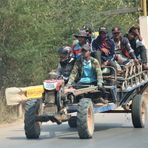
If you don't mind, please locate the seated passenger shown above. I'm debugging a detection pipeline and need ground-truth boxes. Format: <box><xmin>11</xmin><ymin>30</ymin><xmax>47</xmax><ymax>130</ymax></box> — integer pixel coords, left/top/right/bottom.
<box><xmin>67</xmin><ymin>44</ymin><xmax>103</xmax><ymax>87</ymax></box>
<box><xmin>82</xmin><ymin>24</ymin><xmax>99</xmax><ymax>51</ymax></box>
<box><xmin>125</xmin><ymin>26</ymin><xmax>148</xmax><ymax>70</ymax></box>
<box><xmin>112</xmin><ymin>27</ymin><xmax>138</xmax><ymax>65</ymax></box>
<box><xmin>56</xmin><ymin>46</ymin><xmax>75</xmax><ymax>84</ymax></box>
<box><xmin>82</xmin><ymin>24</ymin><xmax>93</xmax><ymax>44</ymax></box>
<box><xmin>92</xmin><ymin>26</ymin><xmax>121</xmax><ymax>71</ymax></box>
<box><xmin>72</xmin><ymin>30</ymin><xmax>89</xmax><ymax>60</ymax></box>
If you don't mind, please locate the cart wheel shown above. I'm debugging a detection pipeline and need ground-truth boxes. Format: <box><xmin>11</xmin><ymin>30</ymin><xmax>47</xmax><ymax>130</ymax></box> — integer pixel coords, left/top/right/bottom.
<box><xmin>132</xmin><ymin>94</ymin><xmax>147</xmax><ymax>128</ymax></box>
<box><xmin>68</xmin><ymin>116</ymin><xmax>77</xmax><ymax>128</ymax></box>
<box><xmin>77</xmin><ymin>98</ymin><xmax>94</xmax><ymax>139</ymax></box>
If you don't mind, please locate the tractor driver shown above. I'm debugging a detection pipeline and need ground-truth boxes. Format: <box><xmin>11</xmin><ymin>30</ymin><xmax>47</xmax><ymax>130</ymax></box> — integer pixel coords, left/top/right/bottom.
<box><xmin>67</xmin><ymin>44</ymin><xmax>103</xmax><ymax>87</ymax></box>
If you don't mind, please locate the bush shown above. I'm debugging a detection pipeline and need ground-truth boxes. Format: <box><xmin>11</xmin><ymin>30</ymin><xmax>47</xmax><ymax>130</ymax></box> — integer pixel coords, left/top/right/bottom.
<box><xmin>0</xmin><ymin>0</ymin><xmax>140</xmax><ymax>87</ymax></box>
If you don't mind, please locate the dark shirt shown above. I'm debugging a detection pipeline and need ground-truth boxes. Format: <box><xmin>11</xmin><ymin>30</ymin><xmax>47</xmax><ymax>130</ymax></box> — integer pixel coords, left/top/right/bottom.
<box><xmin>56</xmin><ymin>58</ymin><xmax>75</xmax><ymax>83</ymax></box>
<box><xmin>92</xmin><ymin>36</ymin><xmax>115</xmax><ymax>62</ymax></box>
<box><xmin>124</xmin><ymin>34</ymin><xmax>136</xmax><ymax>50</ymax></box>
<box><xmin>113</xmin><ymin>36</ymin><xmax>136</xmax><ymax>59</ymax></box>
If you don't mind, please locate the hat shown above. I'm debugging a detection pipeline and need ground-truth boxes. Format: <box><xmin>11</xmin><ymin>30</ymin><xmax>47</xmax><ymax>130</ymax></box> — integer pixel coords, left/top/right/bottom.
<box><xmin>82</xmin><ymin>24</ymin><xmax>92</xmax><ymax>33</ymax></box>
<box><xmin>74</xmin><ymin>30</ymin><xmax>88</xmax><ymax>38</ymax></box>
<box><xmin>82</xmin><ymin>44</ymin><xmax>91</xmax><ymax>51</ymax></box>
<box><xmin>112</xmin><ymin>27</ymin><xmax>121</xmax><ymax>33</ymax></box>
<box><xmin>99</xmin><ymin>26</ymin><xmax>107</xmax><ymax>33</ymax></box>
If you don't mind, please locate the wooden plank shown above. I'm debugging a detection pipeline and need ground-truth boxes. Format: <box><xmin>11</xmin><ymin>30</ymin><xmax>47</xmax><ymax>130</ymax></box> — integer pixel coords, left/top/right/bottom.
<box><xmin>17</xmin><ymin>104</ymin><xmax>23</xmax><ymax>118</ymax></box>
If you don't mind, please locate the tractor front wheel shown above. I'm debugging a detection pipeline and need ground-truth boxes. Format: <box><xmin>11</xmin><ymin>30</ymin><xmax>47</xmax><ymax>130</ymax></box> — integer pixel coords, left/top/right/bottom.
<box><xmin>77</xmin><ymin>98</ymin><xmax>94</xmax><ymax>139</ymax></box>
<box><xmin>24</xmin><ymin>100</ymin><xmax>41</xmax><ymax>139</ymax></box>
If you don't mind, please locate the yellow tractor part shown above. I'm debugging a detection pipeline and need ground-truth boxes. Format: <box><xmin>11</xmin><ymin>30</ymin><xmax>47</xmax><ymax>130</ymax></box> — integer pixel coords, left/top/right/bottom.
<box><xmin>5</xmin><ymin>85</ymin><xmax>44</xmax><ymax>105</ymax></box>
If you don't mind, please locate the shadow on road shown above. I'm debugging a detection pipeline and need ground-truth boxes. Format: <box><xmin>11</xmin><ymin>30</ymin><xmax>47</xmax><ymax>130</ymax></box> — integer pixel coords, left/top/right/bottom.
<box><xmin>7</xmin><ymin>123</ymin><xmax>78</xmax><ymax>140</ymax></box>
<box><xmin>94</xmin><ymin>123</ymin><xmax>131</xmax><ymax>132</ymax></box>
<box><xmin>6</xmin><ymin>121</ymin><xmax>131</xmax><ymax>140</ymax></box>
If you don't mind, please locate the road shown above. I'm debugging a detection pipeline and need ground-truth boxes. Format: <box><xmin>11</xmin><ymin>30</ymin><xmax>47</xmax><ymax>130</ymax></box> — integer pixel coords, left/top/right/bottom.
<box><xmin>0</xmin><ymin>112</ymin><xmax>148</xmax><ymax>148</ymax></box>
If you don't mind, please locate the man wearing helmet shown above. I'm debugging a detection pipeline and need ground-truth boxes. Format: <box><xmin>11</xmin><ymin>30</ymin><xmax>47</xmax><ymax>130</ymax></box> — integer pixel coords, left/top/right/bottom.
<box><xmin>56</xmin><ymin>46</ymin><xmax>75</xmax><ymax>84</ymax></box>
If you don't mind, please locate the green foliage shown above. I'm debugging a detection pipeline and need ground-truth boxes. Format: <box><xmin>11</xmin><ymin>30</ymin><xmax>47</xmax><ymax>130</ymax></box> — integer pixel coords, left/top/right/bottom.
<box><xmin>0</xmin><ymin>0</ymin><xmax>141</xmax><ymax>87</ymax></box>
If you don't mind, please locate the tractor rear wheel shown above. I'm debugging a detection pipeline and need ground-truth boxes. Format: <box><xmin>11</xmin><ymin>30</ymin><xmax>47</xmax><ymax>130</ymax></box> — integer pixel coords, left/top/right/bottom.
<box><xmin>68</xmin><ymin>116</ymin><xmax>77</xmax><ymax>128</ymax></box>
<box><xmin>77</xmin><ymin>98</ymin><xmax>94</xmax><ymax>139</ymax></box>
<box><xmin>132</xmin><ymin>94</ymin><xmax>147</xmax><ymax>128</ymax></box>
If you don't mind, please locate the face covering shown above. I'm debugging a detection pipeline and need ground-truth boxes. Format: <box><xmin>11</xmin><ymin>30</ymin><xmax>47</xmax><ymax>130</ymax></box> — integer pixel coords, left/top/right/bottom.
<box><xmin>100</xmin><ymin>33</ymin><xmax>107</xmax><ymax>40</ymax></box>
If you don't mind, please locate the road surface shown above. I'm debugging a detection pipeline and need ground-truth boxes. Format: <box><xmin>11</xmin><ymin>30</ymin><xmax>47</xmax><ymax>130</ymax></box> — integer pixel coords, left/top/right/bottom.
<box><xmin>0</xmin><ymin>112</ymin><xmax>148</xmax><ymax>148</ymax></box>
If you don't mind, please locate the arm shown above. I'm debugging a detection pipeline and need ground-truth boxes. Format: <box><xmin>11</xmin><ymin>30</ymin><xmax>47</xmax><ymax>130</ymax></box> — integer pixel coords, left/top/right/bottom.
<box><xmin>67</xmin><ymin>61</ymin><xmax>79</xmax><ymax>86</ymax></box>
<box><xmin>105</xmin><ymin>40</ymin><xmax>115</xmax><ymax>62</ymax></box>
<box><xmin>56</xmin><ymin>63</ymin><xmax>62</xmax><ymax>78</ymax></box>
<box><xmin>124</xmin><ymin>38</ymin><xmax>137</xmax><ymax>59</ymax></box>
<box><xmin>137</xmin><ymin>34</ymin><xmax>143</xmax><ymax>41</ymax></box>
<box><xmin>72</xmin><ymin>43</ymin><xmax>76</xmax><ymax>59</ymax></box>
<box><xmin>92</xmin><ymin>39</ymin><xmax>98</xmax><ymax>51</ymax></box>
<box><xmin>93</xmin><ymin>58</ymin><xmax>103</xmax><ymax>86</ymax></box>
<box><xmin>92</xmin><ymin>37</ymin><xmax>103</xmax><ymax>51</ymax></box>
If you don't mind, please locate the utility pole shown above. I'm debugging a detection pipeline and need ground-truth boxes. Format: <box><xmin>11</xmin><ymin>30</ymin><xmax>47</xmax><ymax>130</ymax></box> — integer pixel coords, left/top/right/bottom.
<box><xmin>141</xmin><ymin>0</ymin><xmax>147</xmax><ymax>16</ymax></box>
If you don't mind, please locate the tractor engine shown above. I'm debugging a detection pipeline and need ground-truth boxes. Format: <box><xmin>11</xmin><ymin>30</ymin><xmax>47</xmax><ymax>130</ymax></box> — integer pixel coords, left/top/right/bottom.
<box><xmin>43</xmin><ymin>79</ymin><xmax>65</xmax><ymax>114</ymax></box>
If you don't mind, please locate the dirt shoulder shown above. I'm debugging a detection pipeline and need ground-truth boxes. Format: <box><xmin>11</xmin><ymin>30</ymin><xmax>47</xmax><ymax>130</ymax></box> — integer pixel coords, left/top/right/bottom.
<box><xmin>0</xmin><ymin>119</ymin><xmax>23</xmax><ymax>128</ymax></box>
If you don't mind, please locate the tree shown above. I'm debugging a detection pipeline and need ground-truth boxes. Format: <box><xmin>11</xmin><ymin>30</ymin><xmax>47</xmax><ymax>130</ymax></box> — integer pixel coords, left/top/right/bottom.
<box><xmin>0</xmin><ymin>0</ymin><xmax>140</xmax><ymax>87</ymax></box>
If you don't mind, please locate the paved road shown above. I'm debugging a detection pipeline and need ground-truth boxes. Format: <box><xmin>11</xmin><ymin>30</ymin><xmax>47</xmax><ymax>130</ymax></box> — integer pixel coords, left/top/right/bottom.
<box><xmin>0</xmin><ymin>112</ymin><xmax>148</xmax><ymax>148</ymax></box>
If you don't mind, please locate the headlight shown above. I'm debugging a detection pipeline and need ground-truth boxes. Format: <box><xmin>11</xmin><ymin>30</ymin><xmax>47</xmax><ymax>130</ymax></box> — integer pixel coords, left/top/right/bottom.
<box><xmin>43</xmin><ymin>82</ymin><xmax>56</xmax><ymax>90</ymax></box>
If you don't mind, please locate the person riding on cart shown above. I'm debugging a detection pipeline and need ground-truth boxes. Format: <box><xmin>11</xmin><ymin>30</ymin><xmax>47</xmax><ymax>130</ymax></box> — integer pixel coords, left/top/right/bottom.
<box><xmin>82</xmin><ymin>24</ymin><xmax>93</xmax><ymax>44</ymax></box>
<box><xmin>92</xmin><ymin>27</ymin><xmax>121</xmax><ymax>72</ymax></box>
<box><xmin>72</xmin><ymin>30</ymin><xmax>89</xmax><ymax>60</ymax></box>
<box><xmin>112</xmin><ymin>26</ymin><xmax>138</xmax><ymax>65</ymax></box>
<box><xmin>125</xmin><ymin>26</ymin><xmax>148</xmax><ymax>70</ymax></box>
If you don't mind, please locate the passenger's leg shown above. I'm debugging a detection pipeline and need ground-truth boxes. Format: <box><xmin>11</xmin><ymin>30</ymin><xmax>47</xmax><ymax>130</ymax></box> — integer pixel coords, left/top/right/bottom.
<box><xmin>137</xmin><ymin>46</ymin><xmax>148</xmax><ymax>69</ymax></box>
<box><xmin>91</xmin><ymin>50</ymin><xmax>102</xmax><ymax>65</ymax></box>
<box><xmin>109</xmin><ymin>60</ymin><xmax>122</xmax><ymax>71</ymax></box>
<box><xmin>138</xmin><ymin>46</ymin><xmax>147</xmax><ymax>64</ymax></box>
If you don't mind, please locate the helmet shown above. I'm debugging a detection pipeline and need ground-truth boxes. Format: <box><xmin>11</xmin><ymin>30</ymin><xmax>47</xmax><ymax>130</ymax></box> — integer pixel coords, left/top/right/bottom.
<box><xmin>58</xmin><ymin>46</ymin><xmax>72</xmax><ymax>55</ymax></box>
<box><xmin>58</xmin><ymin>46</ymin><xmax>72</xmax><ymax>63</ymax></box>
